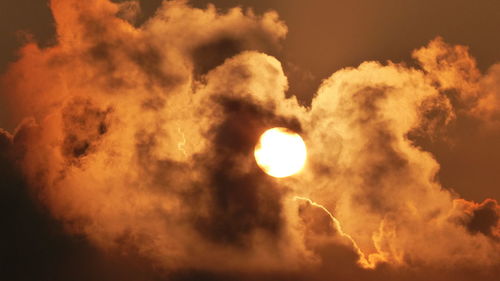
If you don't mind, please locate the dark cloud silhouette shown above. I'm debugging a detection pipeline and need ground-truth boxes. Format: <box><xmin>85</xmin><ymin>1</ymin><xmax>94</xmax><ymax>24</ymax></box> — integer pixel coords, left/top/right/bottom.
<box><xmin>62</xmin><ymin>98</ymin><xmax>112</xmax><ymax>160</ymax></box>
<box><xmin>192</xmin><ymin>37</ymin><xmax>243</xmax><ymax>77</ymax></box>
<box><xmin>196</xmin><ymin>96</ymin><xmax>302</xmax><ymax>245</ymax></box>
<box><xmin>455</xmin><ymin>199</ymin><xmax>500</xmax><ymax>239</ymax></box>
<box><xmin>0</xmin><ymin>127</ymin><xmax>142</xmax><ymax>281</ymax></box>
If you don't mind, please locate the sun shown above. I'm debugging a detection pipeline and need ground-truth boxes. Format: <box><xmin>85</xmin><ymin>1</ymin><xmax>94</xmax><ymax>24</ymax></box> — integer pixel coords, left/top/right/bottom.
<box><xmin>254</xmin><ymin>127</ymin><xmax>307</xmax><ymax>178</ymax></box>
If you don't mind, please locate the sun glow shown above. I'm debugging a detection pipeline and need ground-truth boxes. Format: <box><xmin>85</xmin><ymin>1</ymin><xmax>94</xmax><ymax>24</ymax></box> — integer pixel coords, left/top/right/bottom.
<box><xmin>254</xmin><ymin>127</ymin><xmax>307</xmax><ymax>178</ymax></box>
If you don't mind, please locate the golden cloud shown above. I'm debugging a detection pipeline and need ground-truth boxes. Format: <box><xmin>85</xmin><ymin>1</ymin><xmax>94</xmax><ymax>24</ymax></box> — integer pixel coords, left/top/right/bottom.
<box><xmin>1</xmin><ymin>0</ymin><xmax>499</xmax><ymax>280</ymax></box>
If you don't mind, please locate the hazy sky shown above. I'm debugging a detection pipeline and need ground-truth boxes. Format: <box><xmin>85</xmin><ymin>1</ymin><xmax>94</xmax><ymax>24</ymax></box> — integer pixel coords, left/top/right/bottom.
<box><xmin>1</xmin><ymin>1</ymin><xmax>500</xmax><ymax>281</ymax></box>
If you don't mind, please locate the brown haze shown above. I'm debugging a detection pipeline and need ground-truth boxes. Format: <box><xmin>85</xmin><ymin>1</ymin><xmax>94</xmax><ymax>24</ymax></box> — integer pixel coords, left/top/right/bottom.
<box><xmin>1</xmin><ymin>0</ymin><xmax>500</xmax><ymax>280</ymax></box>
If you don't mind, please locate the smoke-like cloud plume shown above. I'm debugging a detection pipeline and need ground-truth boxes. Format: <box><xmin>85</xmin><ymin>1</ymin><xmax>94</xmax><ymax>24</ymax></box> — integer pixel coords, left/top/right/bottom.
<box><xmin>1</xmin><ymin>1</ymin><xmax>500</xmax><ymax>280</ymax></box>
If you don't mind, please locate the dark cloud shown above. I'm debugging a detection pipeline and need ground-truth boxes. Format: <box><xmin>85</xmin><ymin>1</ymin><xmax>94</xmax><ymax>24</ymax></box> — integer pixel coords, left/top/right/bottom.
<box><xmin>347</xmin><ymin>87</ymin><xmax>410</xmax><ymax>213</ymax></box>
<box><xmin>467</xmin><ymin>200</ymin><xmax>500</xmax><ymax>238</ymax></box>
<box><xmin>192</xmin><ymin>37</ymin><xmax>243</xmax><ymax>77</ymax></box>
<box><xmin>195</xmin><ymin>96</ymin><xmax>301</xmax><ymax>245</ymax></box>
<box><xmin>456</xmin><ymin>199</ymin><xmax>500</xmax><ymax>239</ymax></box>
<box><xmin>0</xmin><ymin>126</ymin><xmax>117</xmax><ymax>281</ymax></box>
<box><xmin>62</xmin><ymin>98</ymin><xmax>112</xmax><ymax>161</ymax></box>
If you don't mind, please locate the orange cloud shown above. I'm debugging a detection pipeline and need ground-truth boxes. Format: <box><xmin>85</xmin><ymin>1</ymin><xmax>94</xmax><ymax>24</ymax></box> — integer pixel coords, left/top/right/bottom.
<box><xmin>1</xmin><ymin>1</ymin><xmax>500</xmax><ymax>280</ymax></box>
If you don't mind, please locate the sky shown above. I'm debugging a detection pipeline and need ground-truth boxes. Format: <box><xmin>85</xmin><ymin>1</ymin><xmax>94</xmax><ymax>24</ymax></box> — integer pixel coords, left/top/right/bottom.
<box><xmin>1</xmin><ymin>1</ymin><xmax>500</xmax><ymax>280</ymax></box>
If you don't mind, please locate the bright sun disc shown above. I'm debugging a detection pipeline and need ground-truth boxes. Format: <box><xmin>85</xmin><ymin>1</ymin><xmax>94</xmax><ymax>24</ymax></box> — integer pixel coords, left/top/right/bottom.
<box><xmin>254</xmin><ymin>127</ymin><xmax>307</xmax><ymax>178</ymax></box>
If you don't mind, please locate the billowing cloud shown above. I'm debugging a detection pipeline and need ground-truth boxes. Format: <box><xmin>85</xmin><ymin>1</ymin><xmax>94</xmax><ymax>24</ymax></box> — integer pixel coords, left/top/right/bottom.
<box><xmin>454</xmin><ymin>198</ymin><xmax>500</xmax><ymax>239</ymax></box>
<box><xmin>1</xmin><ymin>0</ymin><xmax>500</xmax><ymax>280</ymax></box>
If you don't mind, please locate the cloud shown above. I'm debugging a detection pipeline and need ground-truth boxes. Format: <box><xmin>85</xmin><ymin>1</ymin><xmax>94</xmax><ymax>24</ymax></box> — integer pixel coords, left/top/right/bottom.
<box><xmin>454</xmin><ymin>198</ymin><xmax>500</xmax><ymax>239</ymax></box>
<box><xmin>1</xmin><ymin>0</ymin><xmax>500</xmax><ymax>280</ymax></box>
